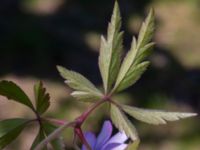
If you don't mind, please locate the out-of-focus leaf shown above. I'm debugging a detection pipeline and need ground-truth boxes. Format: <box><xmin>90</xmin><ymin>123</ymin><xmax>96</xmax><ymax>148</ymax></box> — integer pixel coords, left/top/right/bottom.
<box><xmin>126</xmin><ymin>139</ymin><xmax>140</xmax><ymax>150</ymax></box>
<box><xmin>34</xmin><ymin>82</ymin><xmax>50</xmax><ymax>115</ymax></box>
<box><xmin>99</xmin><ymin>1</ymin><xmax>123</xmax><ymax>93</ymax></box>
<box><xmin>0</xmin><ymin>118</ymin><xmax>29</xmax><ymax>149</ymax></box>
<box><xmin>34</xmin><ymin>121</ymin><xmax>75</xmax><ymax>150</ymax></box>
<box><xmin>32</xmin><ymin>122</ymin><xmax>64</xmax><ymax>150</ymax></box>
<box><xmin>122</xmin><ymin>105</ymin><xmax>197</xmax><ymax>125</ymax></box>
<box><xmin>110</xmin><ymin>104</ymin><xmax>138</xmax><ymax>141</ymax></box>
<box><xmin>31</xmin><ymin>129</ymin><xmax>47</xmax><ymax>150</ymax></box>
<box><xmin>57</xmin><ymin>66</ymin><xmax>102</xmax><ymax>102</ymax></box>
<box><xmin>42</xmin><ymin>122</ymin><xmax>64</xmax><ymax>150</ymax></box>
<box><xmin>0</xmin><ymin>80</ymin><xmax>34</xmax><ymax>109</ymax></box>
<box><xmin>113</xmin><ymin>9</ymin><xmax>155</xmax><ymax>93</ymax></box>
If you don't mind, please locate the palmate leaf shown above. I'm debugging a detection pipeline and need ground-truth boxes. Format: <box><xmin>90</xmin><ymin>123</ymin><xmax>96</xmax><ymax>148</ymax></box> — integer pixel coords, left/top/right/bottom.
<box><xmin>122</xmin><ymin>105</ymin><xmax>197</xmax><ymax>125</ymax></box>
<box><xmin>99</xmin><ymin>1</ymin><xmax>123</xmax><ymax>93</ymax></box>
<box><xmin>0</xmin><ymin>80</ymin><xmax>34</xmax><ymax>110</ymax></box>
<box><xmin>34</xmin><ymin>82</ymin><xmax>50</xmax><ymax>115</ymax></box>
<box><xmin>57</xmin><ymin>66</ymin><xmax>103</xmax><ymax>102</ymax></box>
<box><xmin>0</xmin><ymin>118</ymin><xmax>29</xmax><ymax>149</ymax></box>
<box><xmin>113</xmin><ymin>9</ymin><xmax>155</xmax><ymax>93</ymax></box>
<box><xmin>110</xmin><ymin>104</ymin><xmax>138</xmax><ymax>141</ymax></box>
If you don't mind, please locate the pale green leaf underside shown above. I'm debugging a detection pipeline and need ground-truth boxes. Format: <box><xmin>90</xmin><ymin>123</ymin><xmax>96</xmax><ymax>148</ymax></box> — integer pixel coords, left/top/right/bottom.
<box><xmin>113</xmin><ymin>9</ymin><xmax>155</xmax><ymax>93</ymax></box>
<box><xmin>99</xmin><ymin>1</ymin><xmax>123</xmax><ymax>93</ymax></box>
<box><xmin>57</xmin><ymin>66</ymin><xmax>102</xmax><ymax>102</ymax></box>
<box><xmin>71</xmin><ymin>91</ymin><xmax>101</xmax><ymax>102</ymax></box>
<box><xmin>110</xmin><ymin>104</ymin><xmax>138</xmax><ymax>141</ymax></box>
<box><xmin>114</xmin><ymin>61</ymin><xmax>150</xmax><ymax>92</ymax></box>
<box><xmin>122</xmin><ymin>105</ymin><xmax>197</xmax><ymax>125</ymax></box>
<box><xmin>137</xmin><ymin>9</ymin><xmax>154</xmax><ymax>49</ymax></box>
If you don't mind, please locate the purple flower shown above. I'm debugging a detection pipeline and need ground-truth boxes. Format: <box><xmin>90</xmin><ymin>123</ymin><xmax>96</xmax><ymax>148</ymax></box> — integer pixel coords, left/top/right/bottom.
<box><xmin>82</xmin><ymin>120</ymin><xmax>128</xmax><ymax>150</ymax></box>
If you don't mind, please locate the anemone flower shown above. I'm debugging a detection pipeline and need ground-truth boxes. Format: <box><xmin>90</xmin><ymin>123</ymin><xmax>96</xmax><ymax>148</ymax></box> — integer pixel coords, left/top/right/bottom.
<box><xmin>82</xmin><ymin>120</ymin><xmax>128</xmax><ymax>150</ymax></box>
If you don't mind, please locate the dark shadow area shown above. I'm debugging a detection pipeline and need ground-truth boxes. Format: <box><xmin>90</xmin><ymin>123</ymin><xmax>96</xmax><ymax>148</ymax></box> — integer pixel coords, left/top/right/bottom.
<box><xmin>0</xmin><ymin>0</ymin><xmax>151</xmax><ymax>80</ymax></box>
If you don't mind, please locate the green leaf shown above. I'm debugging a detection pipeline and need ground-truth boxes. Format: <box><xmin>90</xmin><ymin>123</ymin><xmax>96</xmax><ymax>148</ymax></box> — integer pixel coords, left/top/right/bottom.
<box><xmin>0</xmin><ymin>80</ymin><xmax>34</xmax><ymax>109</ymax></box>
<box><xmin>127</xmin><ymin>139</ymin><xmax>140</xmax><ymax>150</ymax></box>
<box><xmin>113</xmin><ymin>9</ymin><xmax>155</xmax><ymax>93</ymax></box>
<box><xmin>31</xmin><ymin>129</ymin><xmax>47</xmax><ymax>150</ymax></box>
<box><xmin>42</xmin><ymin>122</ymin><xmax>64</xmax><ymax>150</ymax></box>
<box><xmin>71</xmin><ymin>91</ymin><xmax>102</xmax><ymax>102</ymax></box>
<box><xmin>114</xmin><ymin>61</ymin><xmax>150</xmax><ymax>92</ymax></box>
<box><xmin>34</xmin><ymin>82</ymin><xmax>50</xmax><ymax>115</ymax></box>
<box><xmin>32</xmin><ymin>122</ymin><xmax>64</xmax><ymax>150</ymax></box>
<box><xmin>57</xmin><ymin>66</ymin><xmax>103</xmax><ymax>102</ymax></box>
<box><xmin>122</xmin><ymin>105</ymin><xmax>197</xmax><ymax>125</ymax></box>
<box><xmin>34</xmin><ymin>121</ymin><xmax>75</xmax><ymax>150</ymax></box>
<box><xmin>0</xmin><ymin>118</ymin><xmax>29</xmax><ymax>149</ymax></box>
<box><xmin>137</xmin><ymin>9</ymin><xmax>155</xmax><ymax>50</ymax></box>
<box><xmin>110</xmin><ymin>104</ymin><xmax>138</xmax><ymax>141</ymax></box>
<box><xmin>99</xmin><ymin>1</ymin><xmax>123</xmax><ymax>93</ymax></box>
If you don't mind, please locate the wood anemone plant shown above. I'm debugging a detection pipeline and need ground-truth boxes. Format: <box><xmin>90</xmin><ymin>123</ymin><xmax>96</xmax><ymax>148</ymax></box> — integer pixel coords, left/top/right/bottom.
<box><xmin>0</xmin><ymin>1</ymin><xmax>197</xmax><ymax>150</ymax></box>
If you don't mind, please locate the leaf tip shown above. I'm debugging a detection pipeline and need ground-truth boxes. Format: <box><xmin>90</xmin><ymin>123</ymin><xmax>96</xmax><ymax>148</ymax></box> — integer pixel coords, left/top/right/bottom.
<box><xmin>56</xmin><ymin>65</ymin><xmax>63</xmax><ymax>72</ymax></box>
<box><xmin>184</xmin><ymin>113</ymin><xmax>198</xmax><ymax>117</ymax></box>
<box><xmin>114</xmin><ymin>0</ymin><xmax>119</xmax><ymax>10</ymax></box>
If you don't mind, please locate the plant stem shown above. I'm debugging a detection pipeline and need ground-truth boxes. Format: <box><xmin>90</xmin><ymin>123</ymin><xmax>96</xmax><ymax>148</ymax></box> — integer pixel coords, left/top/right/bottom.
<box><xmin>34</xmin><ymin>121</ymin><xmax>76</xmax><ymax>150</ymax></box>
<box><xmin>75</xmin><ymin>127</ymin><xmax>92</xmax><ymax>150</ymax></box>
<box><xmin>35</xmin><ymin>96</ymin><xmax>111</xmax><ymax>150</ymax></box>
<box><xmin>43</xmin><ymin>118</ymin><xmax>67</xmax><ymax>126</ymax></box>
<box><xmin>76</xmin><ymin>99</ymin><xmax>107</xmax><ymax>125</ymax></box>
<box><xmin>73</xmin><ymin>99</ymin><xmax>107</xmax><ymax>150</ymax></box>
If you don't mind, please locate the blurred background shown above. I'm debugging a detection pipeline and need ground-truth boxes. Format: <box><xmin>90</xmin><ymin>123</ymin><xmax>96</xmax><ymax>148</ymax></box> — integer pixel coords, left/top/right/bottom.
<box><xmin>0</xmin><ymin>0</ymin><xmax>200</xmax><ymax>149</ymax></box>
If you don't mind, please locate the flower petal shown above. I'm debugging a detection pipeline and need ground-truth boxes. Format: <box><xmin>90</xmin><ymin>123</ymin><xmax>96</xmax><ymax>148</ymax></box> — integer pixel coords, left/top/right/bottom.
<box><xmin>95</xmin><ymin>120</ymin><xmax>113</xmax><ymax>149</ymax></box>
<box><xmin>103</xmin><ymin>143</ymin><xmax>121</xmax><ymax>150</ymax></box>
<box><xmin>102</xmin><ymin>132</ymin><xmax>128</xmax><ymax>149</ymax></box>
<box><xmin>107</xmin><ymin>132</ymin><xmax>128</xmax><ymax>144</ymax></box>
<box><xmin>103</xmin><ymin>143</ymin><xmax>128</xmax><ymax>150</ymax></box>
<box><xmin>82</xmin><ymin>132</ymin><xmax>96</xmax><ymax>150</ymax></box>
<box><xmin>110</xmin><ymin>144</ymin><xmax>128</xmax><ymax>150</ymax></box>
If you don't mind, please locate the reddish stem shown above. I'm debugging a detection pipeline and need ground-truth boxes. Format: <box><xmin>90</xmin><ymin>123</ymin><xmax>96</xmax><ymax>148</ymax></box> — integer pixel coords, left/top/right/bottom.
<box><xmin>43</xmin><ymin>118</ymin><xmax>67</xmax><ymax>126</ymax></box>
<box><xmin>75</xmin><ymin>127</ymin><xmax>92</xmax><ymax>150</ymax></box>
<box><xmin>75</xmin><ymin>99</ymin><xmax>107</xmax><ymax>126</ymax></box>
<box><xmin>37</xmin><ymin>95</ymin><xmax>113</xmax><ymax>150</ymax></box>
<box><xmin>73</xmin><ymin>96</ymin><xmax>111</xmax><ymax>150</ymax></box>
